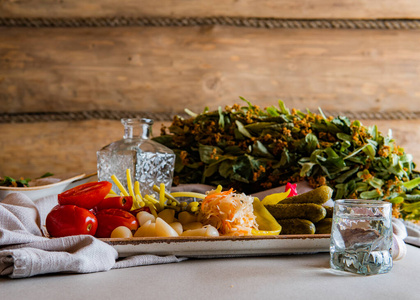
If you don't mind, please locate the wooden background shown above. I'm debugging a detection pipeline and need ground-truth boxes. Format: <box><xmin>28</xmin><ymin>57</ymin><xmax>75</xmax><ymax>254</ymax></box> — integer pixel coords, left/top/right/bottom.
<box><xmin>1</xmin><ymin>0</ymin><xmax>420</xmax><ymax>179</ymax></box>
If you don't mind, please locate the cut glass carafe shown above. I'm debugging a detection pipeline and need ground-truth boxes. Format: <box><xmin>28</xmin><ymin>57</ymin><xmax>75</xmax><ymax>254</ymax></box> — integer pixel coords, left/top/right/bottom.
<box><xmin>97</xmin><ymin>118</ymin><xmax>175</xmax><ymax>197</ymax></box>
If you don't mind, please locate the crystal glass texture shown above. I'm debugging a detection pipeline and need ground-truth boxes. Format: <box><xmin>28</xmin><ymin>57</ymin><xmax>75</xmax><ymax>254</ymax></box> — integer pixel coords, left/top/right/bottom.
<box><xmin>97</xmin><ymin>118</ymin><xmax>175</xmax><ymax>196</ymax></box>
<box><xmin>330</xmin><ymin>199</ymin><xmax>393</xmax><ymax>276</ymax></box>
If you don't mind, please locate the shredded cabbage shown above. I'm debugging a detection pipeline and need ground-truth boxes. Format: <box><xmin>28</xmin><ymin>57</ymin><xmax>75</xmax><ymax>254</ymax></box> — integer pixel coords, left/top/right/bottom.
<box><xmin>198</xmin><ymin>189</ymin><xmax>257</xmax><ymax>236</ymax></box>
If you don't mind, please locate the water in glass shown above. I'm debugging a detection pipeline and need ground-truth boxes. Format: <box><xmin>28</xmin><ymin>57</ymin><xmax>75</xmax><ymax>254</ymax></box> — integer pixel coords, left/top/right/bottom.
<box><xmin>330</xmin><ymin>200</ymin><xmax>393</xmax><ymax>275</ymax></box>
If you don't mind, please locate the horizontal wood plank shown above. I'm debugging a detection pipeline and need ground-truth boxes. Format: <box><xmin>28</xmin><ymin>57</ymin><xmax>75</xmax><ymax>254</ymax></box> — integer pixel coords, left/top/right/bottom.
<box><xmin>2</xmin><ymin>0</ymin><xmax>420</xmax><ymax>19</ymax></box>
<box><xmin>0</xmin><ymin>120</ymin><xmax>170</xmax><ymax>179</ymax></box>
<box><xmin>2</xmin><ymin>27</ymin><xmax>420</xmax><ymax>114</ymax></box>
<box><xmin>1</xmin><ymin>119</ymin><xmax>420</xmax><ymax>179</ymax></box>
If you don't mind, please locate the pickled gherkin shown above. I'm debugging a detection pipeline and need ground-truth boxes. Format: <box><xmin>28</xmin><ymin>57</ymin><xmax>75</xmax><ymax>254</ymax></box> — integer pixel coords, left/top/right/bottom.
<box><xmin>277</xmin><ymin>219</ymin><xmax>315</xmax><ymax>235</ymax></box>
<box><xmin>265</xmin><ymin>203</ymin><xmax>327</xmax><ymax>223</ymax></box>
<box><xmin>315</xmin><ymin>218</ymin><xmax>332</xmax><ymax>234</ymax></box>
<box><xmin>280</xmin><ymin>186</ymin><xmax>333</xmax><ymax>205</ymax></box>
<box><xmin>323</xmin><ymin>206</ymin><xmax>333</xmax><ymax>218</ymax></box>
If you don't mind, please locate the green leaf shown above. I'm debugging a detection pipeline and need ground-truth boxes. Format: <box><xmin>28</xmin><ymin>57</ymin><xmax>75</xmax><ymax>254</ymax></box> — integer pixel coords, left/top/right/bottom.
<box><xmin>239</xmin><ymin>96</ymin><xmax>254</xmax><ymax>110</ymax></box>
<box><xmin>403</xmin><ymin>177</ymin><xmax>420</xmax><ymax>190</ymax></box>
<box><xmin>318</xmin><ymin>107</ymin><xmax>328</xmax><ymax>120</ymax></box>
<box><xmin>367</xmin><ymin>177</ymin><xmax>384</xmax><ymax>189</ymax></box>
<box><xmin>278</xmin><ymin>100</ymin><xmax>290</xmax><ymax>115</ymax></box>
<box><xmin>203</xmin><ymin>163</ymin><xmax>219</xmax><ymax>178</ymax></box>
<box><xmin>344</xmin><ymin>144</ymin><xmax>368</xmax><ymax>160</ymax></box>
<box><xmin>335</xmin><ymin>167</ymin><xmax>360</xmax><ymax>184</ymax></box>
<box><xmin>355</xmin><ymin>182</ymin><xmax>369</xmax><ymax>192</ymax></box>
<box><xmin>266</xmin><ymin>106</ymin><xmax>280</xmax><ymax>117</ymax></box>
<box><xmin>360</xmin><ymin>190</ymin><xmax>382</xmax><ymax>199</ymax></box>
<box><xmin>235</xmin><ymin>120</ymin><xmax>252</xmax><ymax>138</ymax></box>
<box><xmin>184</xmin><ymin>108</ymin><xmax>198</xmax><ymax>118</ymax></box>
<box><xmin>389</xmin><ymin>197</ymin><xmax>404</xmax><ymax>204</ymax></box>
<box><xmin>325</xmin><ymin>147</ymin><xmax>339</xmax><ymax>159</ymax></box>
<box><xmin>232</xmin><ymin>156</ymin><xmax>253</xmax><ymax>181</ymax></box>
<box><xmin>362</xmin><ymin>144</ymin><xmax>376</xmax><ymax>159</ymax></box>
<box><xmin>299</xmin><ymin>162</ymin><xmax>316</xmax><ymax>177</ymax></box>
<box><xmin>219</xmin><ymin>160</ymin><xmax>234</xmax><ymax>178</ymax></box>
<box><xmin>231</xmin><ymin>173</ymin><xmax>250</xmax><ymax>183</ymax></box>
<box><xmin>224</xmin><ymin>146</ymin><xmax>245</xmax><ymax>156</ymax></box>
<box><xmin>198</xmin><ymin>144</ymin><xmax>223</xmax><ymax>164</ymax></box>
<box><xmin>245</xmin><ymin>122</ymin><xmax>278</xmax><ymax>135</ymax></box>
<box><xmin>334</xmin><ymin>183</ymin><xmax>348</xmax><ymax>199</ymax></box>
<box><xmin>305</xmin><ymin>133</ymin><xmax>318</xmax><ymax>153</ymax></box>
<box><xmin>251</xmin><ymin>140</ymin><xmax>273</xmax><ymax>158</ymax></box>
<box><xmin>279</xmin><ymin>149</ymin><xmax>290</xmax><ymax>166</ymax></box>
<box><xmin>168</xmin><ymin>125</ymin><xmax>185</xmax><ymax>135</ymax></box>
<box><xmin>368</xmin><ymin>125</ymin><xmax>379</xmax><ymax>142</ymax></box>
<box><xmin>337</xmin><ymin>133</ymin><xmax>353</xmax><ymax>142</ymax></box>
<box><xmin>404</xmin><ymin>194</ymin><xmax>420</xmax><ymax>201</ymax></box>
<box><xmin>39</xmin><ymin>172</ymin><xmax>54</xmax><ymax>178</ymax></box>
<box><xmin>218</xmin><ymin>106</ymin><xmax>225</xmax><ymax>128</ymax></box>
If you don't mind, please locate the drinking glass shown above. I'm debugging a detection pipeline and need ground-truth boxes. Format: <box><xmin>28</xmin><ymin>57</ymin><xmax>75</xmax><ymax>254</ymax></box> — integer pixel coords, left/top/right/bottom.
<box><xmin>330</xmin><ymin>199</ymin><xmax>393</xmax><ymax>275</ymax></box>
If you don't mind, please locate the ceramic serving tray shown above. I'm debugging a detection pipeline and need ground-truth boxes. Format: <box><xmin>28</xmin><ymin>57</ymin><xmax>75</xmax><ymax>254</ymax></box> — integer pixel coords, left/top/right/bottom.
<box><xmin>101</xmin><ymin>234</ymin><xmax>331</xmax><ymax>258</ymax></box>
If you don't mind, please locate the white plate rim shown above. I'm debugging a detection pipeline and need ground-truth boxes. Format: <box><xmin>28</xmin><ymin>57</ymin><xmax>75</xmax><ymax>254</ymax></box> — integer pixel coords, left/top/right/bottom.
<box><xmin>101</xmin><ymin>234</ymin><xmax>331</xmax><ymax>257</ymax></box>
<box><xmin>0</xmin><ymin>172</ymin><xmax>96</xmax><ymax>191</ymax></box>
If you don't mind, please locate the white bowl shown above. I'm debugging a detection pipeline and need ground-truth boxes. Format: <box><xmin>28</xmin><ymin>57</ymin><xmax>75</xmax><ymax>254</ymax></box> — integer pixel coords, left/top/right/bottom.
<box><xmin>0</xmin><ymin>173</ymin><xmax>97</xmax><ymax>201</ymax></box>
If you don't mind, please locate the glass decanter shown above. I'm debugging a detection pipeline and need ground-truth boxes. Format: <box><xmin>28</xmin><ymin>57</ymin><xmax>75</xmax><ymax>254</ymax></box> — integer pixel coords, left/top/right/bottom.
<box><xmin>97</xmin><ymin>118</ymin><xmax>175</xmax><ymax>197</ymax></box>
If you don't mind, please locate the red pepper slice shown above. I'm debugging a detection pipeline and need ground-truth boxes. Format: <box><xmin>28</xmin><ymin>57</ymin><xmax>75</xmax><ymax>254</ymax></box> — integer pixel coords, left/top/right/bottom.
<box><xmin>46</xmin><ymin>205</ymin><xmax>98</xmax><ymax>237</ymax></box>
<box><xmin>58</xmin><ymin>181</ymin><xmax>112</xmax><ymax>209</ymax></box>
<box><xmin>130</xmin><ymin>207</ymin><xmax>151</xmax><ymax>217</ymax></box>
<box><xmin>95</xmin><ymin>208</ymin><xmax>139</xmax><ymax>238</ymax></box>
<box><xmin>285</xmin><ymin>182</ymin><xmax>298</xmax><ymax>197</ymax></box>
<box><xmin>96</xmin><ymin>196</ymin><xmax>133</xmax><ymax>211</ymax></box>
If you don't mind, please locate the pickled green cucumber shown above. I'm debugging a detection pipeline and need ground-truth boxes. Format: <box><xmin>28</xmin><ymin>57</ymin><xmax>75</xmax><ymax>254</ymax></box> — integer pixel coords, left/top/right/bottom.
<box><xmin>277</xmin><ymin>218</ymin><xmax>316</xmax><ymax>235</ymax></box>
<box><xmin>323</xmin><ymin>206</ymin><xmax>333</xmax><ymax>218</ymax></box>
<box><xmin>265</xmin><ymin>203</ymin><xmax>327</xmax><ymax>223</ymax></box>
<box><xmin>280</xmin><ymin>186</ymin><xmax>333</xmax><ymax>205</ymax></box>
<box><xmin>315</xmin><ymin>218</ymin><xmax>332</xmax><ymax>234</ymax></box>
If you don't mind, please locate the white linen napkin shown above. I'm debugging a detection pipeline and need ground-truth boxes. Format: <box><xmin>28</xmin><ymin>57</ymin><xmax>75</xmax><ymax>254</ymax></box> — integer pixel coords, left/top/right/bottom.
<box><xmin>0</xmin><ymin>193</ymin><xmax>186</xmax><ymax>278</ymax></box>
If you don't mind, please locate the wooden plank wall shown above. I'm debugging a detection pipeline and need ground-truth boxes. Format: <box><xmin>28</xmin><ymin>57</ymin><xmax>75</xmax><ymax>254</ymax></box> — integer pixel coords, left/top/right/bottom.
<box><xmin>1</xmin><ymin>0</ymin><xmax>420</xmax><ymax>179</ymax></box>
<box><xmin>2</xmin><ymin>0</ymin><xmax>420</xmax><ymax>19</ymax></box>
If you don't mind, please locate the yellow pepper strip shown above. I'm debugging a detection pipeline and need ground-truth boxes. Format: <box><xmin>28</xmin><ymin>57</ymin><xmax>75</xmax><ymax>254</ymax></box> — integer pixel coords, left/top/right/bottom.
<box><xmin>131</xmin><ymin>196</ymin><xmax>140</xmax><ymax>210</ymax></box>
<box><xmin>147</xmin><ymin>202</ymin><xmax>158</xmax><ymax>218</ymax></box>
<box><xmin>215</xmin><ymin>185</ymin><xmax>223</xmax><ymax>193</ymax></box>
<box><xmin>153</xmin><ymin>185</ymin><xmax>179</xmax><ymax>204</ymax></box>
<box><xmin>261</xmin><ymin>190</ymin><xmax>290</xmax><ymax>206</ymax></box>
<box><xmin>126</xmin><ymin>169</ymin><xmax>135</xmax><ymax>198</ymax></box>
<box><xmin>170</xmin><ymin>192</ymin><xmax>206</xmax><ymax>200</ymax></box>
<box><xmin>111</xmin><ymin>175</ymin><xmax>129</xmax><ymax>196</ymax></box>
<box><xmin>108</xmin><ymin>189</ymin><xmax>117</xmax><ymax>195</ymax></box>
<box><xmin>144</xmin><ymin>194</ymin><xmax>159</xmax><ymax>204</ymax></box>
<box><xmin>252</xmin><ymin>197</ymin><xmax>282</xmax><ymax>236</ymax></box>
<box><xmin>134</xmin><ymin>194</ymin><xmax>141</xmax><ymax>205</ymax></box>
<box><xmin>159</xmin><ymin>183</ymin><xmax>166</xmax><ymax>209</ymax></box>
<box><xmin>134</xmin><ymin>181</ymin><xmax>143</xmax><ymax>200</ymax></box>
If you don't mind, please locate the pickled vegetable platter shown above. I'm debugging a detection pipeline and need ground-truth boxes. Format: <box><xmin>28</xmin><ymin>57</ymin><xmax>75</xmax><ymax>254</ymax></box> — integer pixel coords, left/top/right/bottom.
<box><xmin>44</xmin><ymin>167</ymin><xmax>334</xmax><ymax>242</ymax></box>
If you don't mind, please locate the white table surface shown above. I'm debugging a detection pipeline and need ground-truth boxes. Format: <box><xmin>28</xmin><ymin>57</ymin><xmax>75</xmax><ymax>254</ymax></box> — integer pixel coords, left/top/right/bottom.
<box><xmin>1</xmin><ymin>244</ymin><xmax>419</xmax><ymax>300</ymax></box>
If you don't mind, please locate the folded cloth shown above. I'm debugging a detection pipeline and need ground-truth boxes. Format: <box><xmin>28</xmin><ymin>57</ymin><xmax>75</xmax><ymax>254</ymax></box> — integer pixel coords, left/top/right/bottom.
<box><xmin>0</xmin><ymin>193</ymin><xmax>186</xmax><ymax>279</ymax></box>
